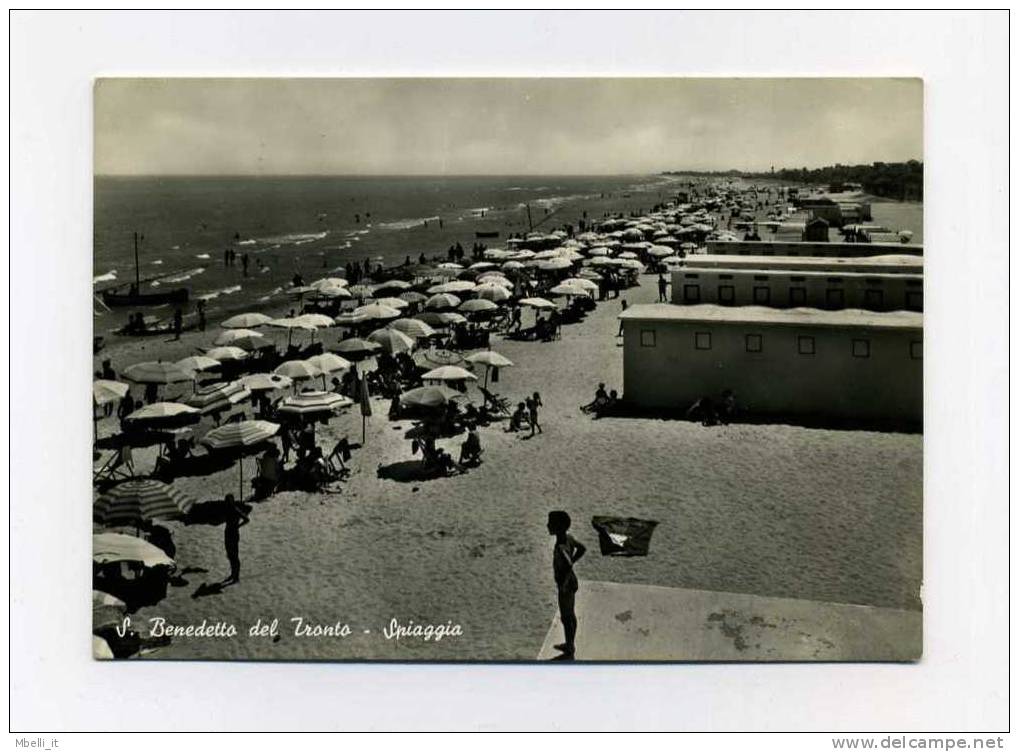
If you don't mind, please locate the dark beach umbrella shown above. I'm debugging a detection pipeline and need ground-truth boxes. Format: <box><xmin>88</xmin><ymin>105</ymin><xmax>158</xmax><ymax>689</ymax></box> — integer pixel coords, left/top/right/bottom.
<box><xmin>94</xmin><ymin>479</ymin><xmax>196</xmax><ymax>526</ymax></box>
<box><xmin>184</xmin><ymin>381</ymin><xmax>252</xmax><ymax>415</ymax></box>
<box><xmin>334</xmin><ymin>338</ymin><xmax>382</xmax><ymax>360</ymax></box>
<box><xmin>122</xmin><ymin>361</ymin><xmax>195</xmax><ymax>385</ymax></box>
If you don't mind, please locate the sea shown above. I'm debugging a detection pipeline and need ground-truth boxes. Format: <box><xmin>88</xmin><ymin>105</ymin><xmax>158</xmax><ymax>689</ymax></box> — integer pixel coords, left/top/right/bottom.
<box><xmin>93</xmin><ymin>174</ymin><xmax>676</xmax><ymax>330</ymax></box>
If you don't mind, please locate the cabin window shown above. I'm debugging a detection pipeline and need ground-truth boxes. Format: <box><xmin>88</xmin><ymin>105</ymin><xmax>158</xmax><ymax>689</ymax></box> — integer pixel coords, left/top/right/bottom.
<box><xmin>640</xmin><ymin>329</ymin><xmax>656</xmax><ymax>348</ymax></box>
<box><xmin>683</xmin><ymin>284</ymin><xmax>701</xmax><ymax>303</ymax></box>
<box><xmin>825</xmin><ymin>288</ymin><xmax>845</xmax><ymax>309</ymax></box>
<box><xmin>719</xmin><ymin>274</ymin><xmax>734</xmax><ymax>280</ymax></box>
<box><xmin>827</xmin><ymin>277</ymin><xmax>844</xmax><ymax>284</ymax></box>
<box><xmin>910</xmin><ymin>341</ymin><xmax>923</xmax><ymax>360</ymax></box>
<box><xmin>684</xmin><ymin>273</ymin><xmax>700</xmax><ymax>279</ymax></box>
<box><xmin>753</xmin><ymin>275</ymin><xmax>769</xmax><ymax>281</ymax></box>
<box><xmin>797</xmin><ymin>335</ymin><xmax>815</xmax><ymax>355</ymax></box>
<box><xmin>906</xmin><ymin>290</ymin><xmax>923</xmax><ymax>310</ymax></box>
<box><xmin>694</xmin><ymin>332</ymin><xmax>712</xmax><ymax>350</ymax></box>
<box><xmin>718</xmin><ymin>285</ymin><xmax>735</xmax><ymax>305</ymax></box>
<box><xmin>745</xmin><ymin>334</ymin><xmax>763</xmax><ymax>353</ymax></box>
<box><xmin>864</xmin><ymin>289</ymin><xmax>884</xmax><ymax>308</ymax></box>
<box><xmin>789</xmin><ymin>287</ymin><xmax>807</xmax><ymax>306</ymax></box>
<box><xmin>753</xmin><ymin>286</ymin><xmax>770</xmax><ymax>304</ymax></box>
<box><xmin>852</xmin><ymin>339</ymin><xmax>871</xmax><ymax>358</ymax></box>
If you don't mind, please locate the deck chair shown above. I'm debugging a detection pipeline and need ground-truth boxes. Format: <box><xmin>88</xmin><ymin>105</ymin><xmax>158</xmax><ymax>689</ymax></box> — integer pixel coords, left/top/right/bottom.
<box><xmin>479</xmin><ymin>387</ymin><xmax>512</xmax><ymax>416</ymax></box>
<box><xmin>93</xmin><ymin>445</ymin><xmax>135</xmax><ymax>485</ymax></box>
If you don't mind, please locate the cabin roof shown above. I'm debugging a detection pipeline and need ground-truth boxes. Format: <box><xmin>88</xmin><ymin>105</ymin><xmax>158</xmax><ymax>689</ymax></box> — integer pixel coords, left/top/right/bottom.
<box><xmin>619</xmin><ymin>303</ymin><xmax>923</xmax><ymax>331</ymax></box>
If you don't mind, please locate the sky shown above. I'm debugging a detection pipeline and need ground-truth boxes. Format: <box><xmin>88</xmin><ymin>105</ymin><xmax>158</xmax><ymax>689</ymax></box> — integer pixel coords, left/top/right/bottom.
<box><xmin>94</xmin><ymin>78</ymin><xmax>923</xmax><ymax>176</ymax></box>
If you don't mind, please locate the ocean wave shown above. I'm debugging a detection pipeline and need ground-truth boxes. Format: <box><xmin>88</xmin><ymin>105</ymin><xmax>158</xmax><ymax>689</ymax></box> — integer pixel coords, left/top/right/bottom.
<box><xmin>197</xmin><ymin>285</ymin><xmax>242</xmax><ymax>301</ymax></box>
<box><xmin>376</xmin><ymin>216</ymin><xmax>440</xmax><ymax>231</ymax></box>
<box><xmin>152</xmin><ymin>259</ymin><xmax>163</xmax><ymax>265</ymax></box>
<box><xmin>93</xmin><ymin>270</ymin><xmax>117</xmax><ymax>284</ymax></box>
<box><xmin>160</xmin><ymin>267</ymin><xmax>206</xmax><ymax>284</ymax></box>
<box><xmin>195</xmin><ymin>253</ymin><xmax>211</xmax><ymax>259</ymax></box>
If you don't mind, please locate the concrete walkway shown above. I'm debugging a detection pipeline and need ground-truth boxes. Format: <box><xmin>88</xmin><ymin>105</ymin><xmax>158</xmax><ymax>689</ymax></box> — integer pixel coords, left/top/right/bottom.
<box><xmin>537</xmin><ymin>580</ymin><xmax>921</xmax><ymax>662</ymax></box>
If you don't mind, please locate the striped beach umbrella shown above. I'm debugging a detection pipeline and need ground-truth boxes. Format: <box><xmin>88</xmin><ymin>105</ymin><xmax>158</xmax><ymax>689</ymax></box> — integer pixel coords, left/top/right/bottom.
<box><xmin>184</xmin><ymin>381</ymin><xmax>252</xmax><ymax>415</ymax></box>
<box><xmin>424</xmin><ymin>293</ymin><xmax>461</xmax><ymax>311</ymax></box>
<box><xmin>94</xmin><ymin>479</ymin><xmax>196</xmax><ymax>526</ymax></box>
<box><xmin>474</xmin><ymin>284</ymin><xmax>512</xmax><ymax>302</ymax></box>
<box><xmin>122</xmin><ymin>361</ymin><xmax>195</xmax><ymax>385</ymax></box>
<box><xmin>201</xmin><ymin>420</ymin><xmax>281</xmax><ymax>498</ymax></box>
<box><xmin>421</xmin><ymin>365</ymin><xmax>477</xmax><ymax>383</ymax></box>
<box><xmin>93</xmin><ymin>532</ymin><xmax>175</xmax><ymax>568</ymax></box>
<box><xmin>238</xmin><ymin>373</ymin><xmax>293</xmax><ymax>392</ymax></box>
<box><xmin>307</xmin><ymin>353</ymin><xmax>353</xmax><ymax>374</ymax></box>
<box><xmin>373</xmin><ymin>279</ymin><xmax>412</xmax><ymax>292</ymax></box>
<box><xmin>412</xmin><ymin>348</ymin><xmax>465</xmax><ymax>370</ymax></box>
<box><xmin>415</xmin><ymin>311</ymin><xmax>466</xmax><ymax>327</ymax></box>
<box><xmin>458</xmin><ymin>298</ymin><xmax>499</xmax><ymax>314</ymax></box>
<box><xmin>334</xmin><ymin>338</ymin><xmax>382</xmax><ymax>360</ymax></box>
<box><xmin>389</xmin><ymin>318</ymin><xmax>436</xmax><ymax>339</ymax></box>
<box><xmin>214</xmin><ymin>329</ymin><xmax>265</xmax><ymax>348</ymax></box>
<box><xmin>398</xmin><ymin>291</ymin><xmax>428</xmax><ymax>305</ymax></box>
<box><xmin>373</xmin><ymin>297</ymin><xmax>410</xmax><ymax>310</ymax></box>
<box><xmin>293</xmin><ymin>313</ymin><xmax>336</xmax><ymax>329</ymax></box>
<box><xmin>277</xmin><ymin>390</ymin><xmax>353</xmax><ymax>418</ymax></box>
<box><xmin>124</xmin><ymin>401</ymin><xmax>202</xmax><ymax>429</ymax></box>
<box><xmin>353</xmin><ymin>302</ymin><xmax>402</xmax><ymax>321</ymax></box>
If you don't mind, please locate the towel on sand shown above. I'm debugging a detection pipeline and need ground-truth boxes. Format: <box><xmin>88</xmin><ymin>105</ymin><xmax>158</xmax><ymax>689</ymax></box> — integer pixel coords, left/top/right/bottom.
<box><xmin>591</xmin><ymin>516</ymin><xmax>659</xmax><ymax>556</ymax></box>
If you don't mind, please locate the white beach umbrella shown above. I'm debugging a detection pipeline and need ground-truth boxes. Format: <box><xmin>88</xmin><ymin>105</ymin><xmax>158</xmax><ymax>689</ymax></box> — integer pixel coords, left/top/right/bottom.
<box><xmin>353</xmin><ymin>302</ymin><xmax>402</xmax><ymax>321</ymax></box>
<box><xmin>221</xmin><ymin>312</ymin><xmax>273</xmax><ymax>329</ymax></box>
<box><xmin>214</xmin><ymin>328</ymin><xmax>265</xmax><ymax>348</ymax></box>
<box><xmin>389</xmin><ymin>318</ymin><xmax>437</xmax><ymax>339</ymax></box>
<box><xmin>367</xmin><ymin>327</ymin><xmax>416</xmax><ymax>354</ymax></box>
<box><xmin>519</xmin><ymin>297</ymin><xmax>556</xmax><ymax>310</ymax></box>
<box><xmin>422</xmin><ymin>365</ymin><xmax>478</xmax><ymax>383</ymax></box>
<box><xmin>424</xmin><ymin>293</ymin><xmax>462</xmax><ymax>310</ymax></box>
<box><xmin>175</xmin><ymin>355</ymin><xmax>222</xmax><ymax>373</ymax></box>
<box><xmin>203</xmin><ymin>346</ymin><xmax>249</xmax><ymax>362</ymax></box>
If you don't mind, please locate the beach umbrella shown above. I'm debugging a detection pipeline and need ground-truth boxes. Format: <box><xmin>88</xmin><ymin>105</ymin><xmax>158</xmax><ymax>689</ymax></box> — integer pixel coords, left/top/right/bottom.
<box><xmin>277</xmin><ymin>390</ymin><xmax>353</xmax><ymax>419</ymax></box>
<box><xmin>458</xmin><ymin>298</ymin><xmax>499</xmax><ymax>314</ymax></box>
<box><xmin>501</xmin><ymin>260</ymin><xmax>525</xmax><ymax>270</ymax></box>
<box><xmin>562</xmin><ymin>277</ymin><xmax>599</xmax><ymax>292</ymax></box>
<box><xmin>389</xmin><ymin>318</ymin><xmax>436</xmax><ymax>339</ymax></box>
<box><xmin>648</xmin><ymin>245</ymin><xmax>674</xmax><ymax>257</ymax></box>
<box><xmin>618</xmin><ymin>251</ymin><xmax>638</xmax><ymax>259</ymax></box>
<box><xmin>210</xmin><ymin>330</ymin><xmax>264</xmax><ymax>350</ymax></box>
<box><xmin>474</xmin><ymin>284</ymin><xmax>512</xmax><ymax>302</ymax></box>
<box><xmin>587</xmin><ymin>246</ymin><xmax>613</xmax><ymax>257</ymax></box>
<box><xmin>434</xmin><ymin>265</ymin><xmax>463</xmax><ymax>278</ymax></box>
<box><xmin>372</xmin><ymin>296</ymin><xmax>409</xmax><ymax>310</ymax></box>
<box><xmin>309</xmin><ymin>277</ymin><xmax>349</xmax><ymax>290</ymax></box>
<box><xmin>368</xmin><ymin>327</ymin><xmax>416</xmax><ymax>354</ymax></box>
<box><xmin>221</xmin><ymin>312</ymin><xmax>272</xmax><ymax>329</ymax></box>
<box><xmin>93</xmin><ymin>635</ymin><xmax>115</xmax><ymax>660</ymax></box>
<box><xmin>399</xmin><ymin>385</ymin><xmax>464</xmax><ymax>408</ymax></box>
<box><xmin>201</xmin><ymin>420</ymin><xmax>281</xmax><ymax>499</ymax></box>
<box><xmin>293</xmin><ymin>313</ymin><xmax>336</xmax><ymax>329</ymax></box>
<box><xmin>353</xmin><ymin>302</ymin><xmax>402</xmax><ymax>321</ymax></box>
<box><xmin>184</xmin><ymin>381</ymin><xmax>251</xmax><ymax>415</ymax></box>
<box><xmin>519</xmin><ymin>297</ymin><xmax>556</xmax><ymax>310</ymax></box>
<box><xmin>307</xmin><ymin>353</ymin><xmax>353</xmax><ymax>374</ymax></box>
<box><xmin>424</xmin><ymin>293</ymin><xmax>461</xmax><ymax>311</ymax></box>
<box><xmin>94</xmin><ymin>479</ymin><xmax>197</xmax><ymax>526</ymax></box>
<box><xmin>334</xmin><ymin>311</ymin><xmax>370</xmax><ymax>327</ymax></box>
<box><xmin>214</xmin><ymin>329</ymin><xmax>265</xmax><ymax>348</ymax></box>
<box><xmin>537</xmin><ymin>257</ymin><xmax>573</xmax><ymax>271</ymax></box>
<box><xmin>203</xmin><ymin>346</ymin><xmax>249</xmax><ymax>362</ymax></box>
<box><xmin>421</xmin><ymin>365</ymin><xmax>478</xmax><ymax>383</ymax></box>
<box><xmin>577</xmin><ymin>269</ymin><xmax>603</xmax><ymax>281</ymax></box>
<box><xmin>437</xmin><ymin>262</ymin><xmax>463</xmax><ymax>270</ymax></box>
<box><xmin>429</xmin><ymin>280</ymin><xmax>476</xmax><ymax>294</ymax></box>
<box><xmin>124</xmin><ymin>401</ymin><xmax>202</xmax><ymax>430</ymax></box>
<box><xmin>465</xmin><ymin>350</ymin><xmax>514</xmax><ymax>388</ymax></box>
<box><xmin>549</xmin><ymin>283</ymin><xmax>590</xmax><ymax>297</ymax></box>
<box><xmin>93</xmin><ymin>589</ymin><xmax>126</xmax><ymax>609</ymax></box>
<box><xmin>93</xmin><ymin>532</ymin><xmax>175</xmax><ymax>568</ymax></box>
<box><xmin>415</xmin><ymin>311</ymin><xmax>467</xmax><ymax>327</ymax></box>
<box><xmin>398</xmin><ymin>291</ymin><xmax>428</xmax><ymax>305</ymax></box>
<box><xmin>468</xmin><ymin>262</ymin><xmax>496</xmax><ymax>270</ymax></box>
<box><xmin>476</xmin><ymin>273</ymin><xmax>512</xmax><ymax>286</ymax></box>
<box><xmin>374</xmin><ymin>279</ymin><xmax>412</xmax><ymax>292</ymax></box>
<box><xmin>122</xmin><ymin>361</ymin><xmax>195</xmax><ymax>385</ymax></box>
<box><xmin>412</xmin><ymin>348</ymin><xmax>465</xmax><ymax>369</ymax></box>
<box><xmin>274</xmin><ymin>360</ymin><xmax>323</xmax><ymax>381</ymax></box>
<box><xmin>312</xmin><ymin>285</ymin><xmax>352</xmax><ymax>300</ymax></box>
<box><xmin>94</xmin><ymin>379</ymin><xmax>129</xmax><ymax>406</ymax></box>
<box><xmin>239</xmin><ymin>373</ymin><xmax>293</xmax><ymax>392</ymax></box>
<box><xmin>175</xmin><ymin>355</ymin><xmax>222</xmax><ymax>373</ymax></box>
<box><xmin>334</xmin><ymin>337</ymin><xmax>382</xmax><ymax>360</ymax></box>
<box><xmin>347</xmin><ymin>284</ymin><xmax>376</xmax><ymax>299</ymax></box>
<box><xmin>267</xmin><ymin>317</ymin><xmax>317</xmax><ymax>347</ymax></box>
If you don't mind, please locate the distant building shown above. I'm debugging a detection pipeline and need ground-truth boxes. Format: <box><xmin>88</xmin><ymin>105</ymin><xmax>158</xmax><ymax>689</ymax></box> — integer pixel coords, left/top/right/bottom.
<box><xmin>618</xmin><ymin>304</ymin><xmax>922</xmax><ymax>424</ymax></box>
<box><xmin>672</xmin><ymin>266</ymin><xmax>923</xmax><ymax>311</ymax></box>
<box><xmin>686</xmin><ymin>254</ymin><xmax>923</xmax><ymax>275</ymax></box>
<box><xmin>802</xmin><ymin>216</ymin><xmax>830</xmax><ymax>242</ymax></box>
<box><xmin>705</xmin><ymin>240</ymin><xmax>923</xmax><ymax>258</ymax></box>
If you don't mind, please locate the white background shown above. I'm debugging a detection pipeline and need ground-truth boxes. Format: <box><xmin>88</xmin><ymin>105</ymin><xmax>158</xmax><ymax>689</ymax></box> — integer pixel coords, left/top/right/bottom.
<box><xmin>7</xmin><ymin>9</ymin><xmax>1011</xmax><ymax>734</ymax></box>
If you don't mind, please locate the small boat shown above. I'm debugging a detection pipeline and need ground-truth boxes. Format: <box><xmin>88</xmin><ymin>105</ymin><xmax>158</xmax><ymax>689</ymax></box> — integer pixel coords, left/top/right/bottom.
<box><xmin>101</xmin><ymin>287</ymin><xmax>189</xmax><ymax>307</ymax></box>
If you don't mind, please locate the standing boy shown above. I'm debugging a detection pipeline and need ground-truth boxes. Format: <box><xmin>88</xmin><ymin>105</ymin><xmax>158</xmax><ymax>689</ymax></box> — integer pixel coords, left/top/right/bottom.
<box><xmin>547</xmin><ymin>510</ymin><xmax>586</xmax><ymax>659</ymax></box>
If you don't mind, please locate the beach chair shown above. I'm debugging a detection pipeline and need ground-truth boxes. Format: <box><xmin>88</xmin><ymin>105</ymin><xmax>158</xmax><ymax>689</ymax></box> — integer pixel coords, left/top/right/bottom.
<box><xmin>479</xmin><ymin>387</ymin><xmax>511</xmax><ymax>416</ymax></box>
<box><xmin>93</xmin><ymin>445</ymin><xmax>135</xmax><ymax>485</ymax></box>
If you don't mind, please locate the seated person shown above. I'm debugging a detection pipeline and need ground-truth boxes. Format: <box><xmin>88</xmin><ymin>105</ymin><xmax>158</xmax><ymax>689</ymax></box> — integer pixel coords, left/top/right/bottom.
<box><xmin>458</xmin><ymin>425</ymin><xmax>483</xmax><ymax>465</ymax></box>
<box><xmin>581</xmin><ymin>383</ymin><xmax>610</xmax><ymax>413</ymax></box>
<box><xmin>686</xmin><ymin>395</ymin><xmax>718</xmax><ymax>426</ymax></box>
<box><xmin>592</xmin><ymin>389</ymin><xmax>620</xmax><ymax>417</ymax></box>
<box><xmin>507</xmin><ymin>402</ymin><xmax>531</xmax><ymax>432</ymax></box>
<box><xmin>252</xmin><ymin>446</ymin><xmax>282</xmax><ymax>498</ymax></box>
<box><xmin>718</xmin><ymin>389</ymin><xmax>737</xmax><ymax>425</ymax></box>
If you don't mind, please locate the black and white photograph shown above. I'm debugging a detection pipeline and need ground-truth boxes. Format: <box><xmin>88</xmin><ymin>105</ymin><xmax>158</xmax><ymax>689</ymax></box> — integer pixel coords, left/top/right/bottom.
<box><xmin>90</xmin><ymin>77</ymin><xmax>924</xmax><ymax>663</ymax></box>
<box><xmin>9</xmin><ymin>9</ymin><xmax>1010</xmax><ymax>736</ymax></box>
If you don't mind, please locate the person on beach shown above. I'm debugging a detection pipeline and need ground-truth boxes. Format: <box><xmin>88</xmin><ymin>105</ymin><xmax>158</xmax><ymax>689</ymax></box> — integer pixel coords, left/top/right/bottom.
<box><xmin>242</xmin><ymin>253</ymin><xmax>250</xmax><ymax>277</ymax></box>
<box><xmin>547</xmin><ymin>510</ymin><xmax>586</xmax><ymax>659</ymax></box>
<box><xmin>581</xmin><ymin>383</ymin><xmax>609</xmax><ymax>413</ymax></box>
<box><xmin>507</xmin><ymin>402</ymin><xmax>529</xmax><ymax>433</ymax></box>
<box><xmin>196</xmin><ymin>300</ymin><xmax>206</xmax><ymax>331</ymax></box>
<box><xmin>527</xmin><ymin>392</ymin><xmax>543</xmax><ymax>435</ymax></box>
<box><xmin>657</xmin><ymin>273</ymin><xmax>669</xmax><ymax>303</ymax></box>
<box><xmin>172</xmin><ymin>308</ymin><xmax>183</xmax><ymax>340</ymax></box>
<box><xmin>222</xmin><ymin>494</ymin><xmax>250</xmax><ymax>584</ymax></box>
<box><xmin>617</xmin><ymin>300</ymin><xmax>628</xmax><ymax>337</ymax></box>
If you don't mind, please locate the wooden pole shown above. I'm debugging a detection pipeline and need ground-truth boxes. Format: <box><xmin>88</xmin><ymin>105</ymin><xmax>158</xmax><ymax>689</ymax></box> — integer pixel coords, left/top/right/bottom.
<box><xmin>133</xmin><ymin>232</ymin><xmax>141</xmax><ymax>291</ymax></box>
